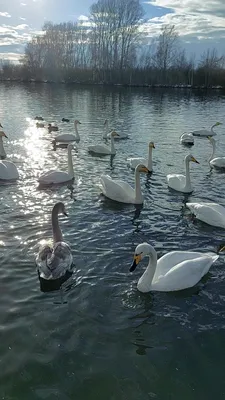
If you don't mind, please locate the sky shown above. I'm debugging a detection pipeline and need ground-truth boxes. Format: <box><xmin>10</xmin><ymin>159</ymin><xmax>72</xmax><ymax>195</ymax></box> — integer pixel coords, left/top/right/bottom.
<box><xmin>0</xmin><ymin>0</ymin><xmax>225</xmax><ymax>62</ymax></box>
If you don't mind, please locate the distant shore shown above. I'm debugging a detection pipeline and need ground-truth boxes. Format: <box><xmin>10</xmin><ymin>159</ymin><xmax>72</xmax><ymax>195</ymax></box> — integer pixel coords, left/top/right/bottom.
<box><xmin>0</xmin><ymin>78</ymin><xmax>224</xmax><ymax>91</ymax></box>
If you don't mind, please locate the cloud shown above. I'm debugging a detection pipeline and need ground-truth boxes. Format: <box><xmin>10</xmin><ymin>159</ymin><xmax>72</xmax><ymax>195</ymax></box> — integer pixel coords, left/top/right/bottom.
<box><xmin>20</xmin><ymin>2</ymin><xmax>26</xmax><ymax>5</ymax></box>
<box><xmin>78</xmin><ymin>15</ymin><xmax>89</xmax><ymax>21</ymax></box>
<box><xmin>0</xmin><ymin>12</ymin><xmax>11</xmax><ymax>18</ymax></box>
<box><xmin>143</xmin><ymin>0</ymin><xmax>225</xmax><ymax>49</ymax></box>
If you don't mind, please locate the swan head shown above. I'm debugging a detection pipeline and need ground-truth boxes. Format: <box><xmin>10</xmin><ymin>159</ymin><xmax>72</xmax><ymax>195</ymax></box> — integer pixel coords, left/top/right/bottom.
<box><xmin>53</xmin><ymin>202</ymin><xmax>68</xmax><ymax>217</ymax></box>
<box><xmin>186</xmin><ymin>154</ymin><xmax>199</xmax><ymax>164</ymax></box>
<box><xmin>0</xmin><ymin>131</ymin><xmax>8</xmax><ymax>138</ymax></box>
<box><xmin>110</xmin><ymin>130</ymin><xmax>120</xmax><ymax>138</ymax></box>
<box><xmin>215</xmin><ymin>122</ymin><xmax>222</xmax><ymax>127</ymax></box>
<box><xmin>135</xmin><ymin>164</ymin><xmax>150</xmax><ymax>173</ymax></box>
<box><xmin>74</xmin><ymin>120</ymin><xmax>81</xmax><ymax>125</ymax></box>
<box><xmin>149</xmin><ymin>141</ymin><xmax>155</xmax><ymax>149</ymax></box>
<box><xmin>67</xmin><ymin>144</ymin><xmax>74</xmax><ymax>151</ymax></box>
<box><xmin>0</xmin><ymin>123</ymin><xmax>3</xmax><ymax>128</ymax></box>
<box><xmin>130</xmin><ymin>242</ymin><xmax>154</xmax><ymax>272</ymax></box>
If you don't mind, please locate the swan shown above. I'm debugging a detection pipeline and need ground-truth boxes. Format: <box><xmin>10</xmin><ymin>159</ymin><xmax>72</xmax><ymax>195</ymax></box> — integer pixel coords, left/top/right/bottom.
<box><xmin>88</xmin><ymin>130</ymin><xmax>119</xmax><ymax>155</ymax></box>
<box><xmin>99</xmin><ymin>164</ymin><xmax>149</xmax><ymax>204</ymax></box>
<box><xmin>38</xmin><ymin>143</ymin><xmax>75</xmax><ymax>185</ymax></box>
<box><xmin>127</xmin><ymin>141</ymin><xmax>155</xmax><ymax>171</ymax></box>
<box><xmin>167</xmin><ymin>154</ymin><xmax>199</xmax><ymax>193</ymax></box>
<box><xmin>53</xmin><ymin>120</ymin><xmax>81</xmax><ymax>143</ymax></box>
<box><xmin>207</xmin><ymin>136</ymin><xmax>225</xmax><ymax>168</ymax></box>
<box><xmin>0</xmin><ymin>131</ymin><xmax>19</xmax><ymax>180</ymax></box>
<box><xmin>186</xmin><ymin>202</ymin><xmax>225</xmax><ymax>228</ymax></box>
<box><xmin>180</xmin><ymin>132</ymin><xmax>194</xmax><ymax>145</ymax></box>
<box><xmin>36</xmin><ymin>202</ymin><xmax>73</xmax><ymax>281</ymax></box>
<box><xmin>192</xmin><ymin>122</ymin><xmax>222</xmax><ymax>137</ymax></box>
<box><xmin>130</xmin><ymin>242</ymin><xmax>219</xmax><ymax>292</ymax></box>
<box><xmin>48</xmin><ymin>123</ymin><xmax>59</xmax><ymax>132</ymax></box>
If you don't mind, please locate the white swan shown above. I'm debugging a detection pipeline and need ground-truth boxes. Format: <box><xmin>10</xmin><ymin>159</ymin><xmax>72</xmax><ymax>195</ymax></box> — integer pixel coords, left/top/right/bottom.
<box><xmin>180</xmin><ymin>132</ymin><xmax>194</xmax><ymax>145</ymax></box>
<box><xmin>38</xmin><ymin>144</ymin><xmax>75</xmax><ymax>185</ymax></box>
<box><xmin>186</xmin><ymin>202</ymin><xmax>225</xmax><ymax>228</ymax></box>
<box><xmin>207</xmin><ymin>136</ymin><xmax>225</xmax><ymax>168</ymax></box>
<box><xmin>53</xmin><ymin>120</ymin><xmax>81</xmax><ymax>143</ymax></box>
<box><xmin>88</xmin><ymin>131</ymin><xmax>119</xmax><ymax>155</ymax></box>
<box><xmin>167</xmin><ymin>154</ymin><xmax>199</xmax><ymax>193</ymax></box>
<box><xmin>127</xmin><ymin>141</ymin><xmax>155</xmax><ymax>171</ymax></box>
<box><xmin>192</xmin><ymin>122</ymin><xmax>222</xmax><ymax>137</ymax></box>
<box><xmin>130</xmin><ymin>242</ymin><xmax>218</xmax><ymax>292</ymax></box>
<box><xmin>0</xmin><ymin>131</ymin><xmax>19</xmax><ymax>181</ymax></box>
<box><xmin>36</xmin><ymin>202</ymin><xmax>73</xmax><ymax>280</ymax></box>
<box><xmin>99</xmin><ymin>164</ymin><xmax>149</xmax><ymax>204</ymax></box>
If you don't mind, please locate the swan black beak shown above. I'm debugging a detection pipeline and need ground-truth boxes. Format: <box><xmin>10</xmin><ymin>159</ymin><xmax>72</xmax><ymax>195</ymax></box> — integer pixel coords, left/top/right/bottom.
<box><xmin>130</xmin><ymin>259</ymin><xmax>137</xmax><ymax>272</ymax></box>
<box><xmin>63</xmin><ymin>211</ymin><xmax>68</xmax><ymax>217</ymax></box>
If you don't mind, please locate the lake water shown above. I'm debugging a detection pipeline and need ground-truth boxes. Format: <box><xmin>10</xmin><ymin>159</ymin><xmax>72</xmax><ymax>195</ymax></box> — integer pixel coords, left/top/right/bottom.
<box><xmin>0</xmin><ymin>82</ymin><xmax>225</xmax><ymax>399</ymax></box>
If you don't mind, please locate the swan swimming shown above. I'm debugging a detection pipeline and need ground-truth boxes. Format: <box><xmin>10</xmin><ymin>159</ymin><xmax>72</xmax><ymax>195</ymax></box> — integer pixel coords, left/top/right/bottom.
<box><xmin>192</xmin><ymin>122</ymin><xmax>222</xmax><ymax>137</ymax></box>
<box><xmin>99</xmin><ymin>164</ymin><xmax>149</xmax><ymax>204</ymax></box>
<box><xmin>180</xmin><ymin>132</ymin><xmax>194</xmax><ymax>145</ymax></box>
<box><xmin>167</xmin><ymin>154</ymin><xmax>199</xmax><ymax>193</ymax></box>
<box><xmin>207</xmin><ymin>136</ymin><xmax>225</xmax><ymax>168</ymax></box>
<box><xmin>0</xmin><ymin>131</ymin><xmax>19</xmax><ymax>181</ymax></box>
<box><xmin>54</xmin><ymin>120</ymin><xmax>81</xmax><ymax>143</ymax></box>
<box><xmin>186</xmin><ymin>202</ymin><xmax>225</xmax><ymax>229</ymax></box>
<box><xmin>127</xmin><ymin>141</ymin><xmax>155</xmax><ymax>171</ymax></box>
<box><xmin>88</xmin><ymin>130</ymin><xmax>119</xmax><ymax>155</ymax></box>
<box><xmin>130</xmin><ymin>242</ymin><xmax>219</xmax><ymax>292</ymax></box>
<box><xmin>36</xmin><ymin>202</ymin><xmax>73</xmax><ymax>281</ymax></box>
<box><xmin>38</xmin><ymin>144</ymin><xmax>75</xmax><ymax>185</ymax></box>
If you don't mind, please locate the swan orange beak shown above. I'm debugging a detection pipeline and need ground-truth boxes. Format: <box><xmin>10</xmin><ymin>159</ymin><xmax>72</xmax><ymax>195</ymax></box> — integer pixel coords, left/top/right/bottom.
<box><xmin>130</xmin><ymin>254</ymin><xmax>142</xmax><ymax>272</ymax></box>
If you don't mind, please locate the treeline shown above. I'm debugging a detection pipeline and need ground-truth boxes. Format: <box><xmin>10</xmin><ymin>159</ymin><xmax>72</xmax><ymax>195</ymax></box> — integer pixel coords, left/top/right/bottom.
<box><xmin>0</xmin><ymin>0</ymin><xmax>225</xmax><ymax>88</ymax></box>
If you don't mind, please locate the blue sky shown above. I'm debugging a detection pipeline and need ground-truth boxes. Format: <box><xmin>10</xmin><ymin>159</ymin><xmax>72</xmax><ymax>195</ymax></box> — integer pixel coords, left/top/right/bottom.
<box><xmin>0</xmin><ymin>0</ymin><xmax>225</xmax><ymax>62</ymax></box>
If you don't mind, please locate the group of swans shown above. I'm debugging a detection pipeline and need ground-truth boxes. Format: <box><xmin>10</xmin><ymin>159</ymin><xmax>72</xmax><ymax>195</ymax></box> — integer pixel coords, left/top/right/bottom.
<box><xmin>36</xmin><ymin>201</ymin><xmax>222</xmax><ymax>294</ymax></box>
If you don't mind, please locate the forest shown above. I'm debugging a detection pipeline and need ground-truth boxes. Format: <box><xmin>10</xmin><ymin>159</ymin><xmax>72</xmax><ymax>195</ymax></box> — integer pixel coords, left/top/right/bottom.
<box><xmin>0</xmin><ymin>0</ymin><xmax>224</xmax><ymax>88</ymax></box>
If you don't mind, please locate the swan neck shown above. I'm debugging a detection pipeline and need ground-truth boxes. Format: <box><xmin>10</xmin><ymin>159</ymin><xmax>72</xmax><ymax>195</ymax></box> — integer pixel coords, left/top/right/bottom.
<box><xmin>110</xmin><ymin>135</ymin><xmax>115</xmax><ymax>153</ymax></box>
<box><xmin>74</xmin><ymin>122</ymin><xmax>80</xmax><ymax>140</ymax></box>
<box><xmin>184</xmin><ymin>157</ymin><xmax>191</xmax><ymax>189</ymax></box>
<box><xmin>209</xmin><ymin>141</ymin><xmax>216</xmax><ymax>161</ymax></box>
<box><xmin>138</xmin><ymin>248</ymin><xmax>157</xmax><ymax>291</ymax></box>
<box><xmin>68</xmin><ymin>147</ymin><xmax>74</xmax><ymax>177</ymax></box>
<box><xmin>135</xmin><ymin>169</ymin><xmax>143</xmax><ymax>203</ymax></box>
<box><xmin>103</xmin><ymin>122</ymin><xmax>108</xmax><ymax>139</ymax></box>
<box><xmin>211</xmin><ymin>124</ymin><xmax>216</xmax><ymax>133</ymax></box>
<box><xmin>52</xmin><ymin>208</ymin><xmax>63</xmax><ymax>243</ymax></box>
<box><xmin>0</xmin><ymin>137</ymin><xmax>6</xmax><ymax>158</ymax></box>
<box><xmin>147</xmin><ymin>147</ymin><xmax>153</xmax><ymax>171</ymax></box>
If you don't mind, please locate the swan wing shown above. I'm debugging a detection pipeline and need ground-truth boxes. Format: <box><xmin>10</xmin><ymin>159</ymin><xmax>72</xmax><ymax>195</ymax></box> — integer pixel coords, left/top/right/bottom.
<box><xmin>210</xmin><ymin>157</ymin><xmax>225</xmax><ymax>168</ymax></box>
<box><xmin>0</xmin><ymin>161</ymin><xmax>19</xmax><ymax>180</ymax></box>
<box><xmin>167</xmin><ymin>174</ymin><xmax>186</xmax><ymax>190</ymax></box>
<box><xmin>152</xmin><ymin>251</ymin><xmax>218</xmax><ymax>291</ymax></box>
<box><xmin>38</xmin><ymin>171</ymin><xmax>71</xmax><ymax>184</ymax></box>
<box><xmin>100</xmin><ymin>175</ymin><xmax>134</xmax><ymax>202</ymax></box>
<box><xmin>55</xmin><ymin>134</ymin><xmax>76</xmax><ymax>142</ymax></box>
<box><xmin>192</xmin><ymin>129</ymin><xmax>216</xmax><ymax>136</ymax></box>
<box><xmin>36</xmin><ymin>242</ymin><xmax>73</xmax><ymax>280</ymax></box>
<box><xmin>127</xmin><ymin>157</ymin><xmax>146</xmax><ymax>169</ymax></box>
<box><xmin>88</xmin><ymin>144</ymin><xmax>111</xmax><ymax>154</ymax></box>
<box><xmin>186</xmin><ymin>202</ymin><xmax>225</xmax><ymax>228</ymax></box>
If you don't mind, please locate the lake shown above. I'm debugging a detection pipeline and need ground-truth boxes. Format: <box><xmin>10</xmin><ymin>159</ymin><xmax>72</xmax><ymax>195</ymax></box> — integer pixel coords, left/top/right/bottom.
<box><xmin>0</xmin><ymin>82</ymin><xmax>225</xmax><ymax>399</ymax></box>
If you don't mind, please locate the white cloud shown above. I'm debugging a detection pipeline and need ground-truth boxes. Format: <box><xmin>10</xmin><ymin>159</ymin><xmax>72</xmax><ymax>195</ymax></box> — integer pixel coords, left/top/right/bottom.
<box><xmin>0</xmin><ymin>12</ymin><xmax>11</xmax><ymax>18</ymax></box>
<box><xmin>143</xmin><ymin>0</ymin><xmax>225</xmax><ymax>47</ymax></box>
<box><xmin>0</xmin><ymin>52</ymin><xmax>22</xmax><ymax>62</ymax></box>
<box><xmin>78</xmin><ymin>15</ymin><xmax>89</xmax><ymax>21</ymax></box>
<box><xmin>20</xmin><ymin>2</ymin><xmax>26</xmax><ymax>5</ymax></box>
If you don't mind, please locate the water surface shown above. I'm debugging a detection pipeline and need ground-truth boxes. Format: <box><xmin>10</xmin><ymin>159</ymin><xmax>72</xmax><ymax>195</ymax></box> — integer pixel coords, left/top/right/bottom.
<box><xmin>0</xmin><ymin>83</ymin><xmax>225</xmax><ymax>399</ymax></box>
